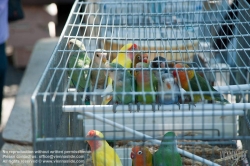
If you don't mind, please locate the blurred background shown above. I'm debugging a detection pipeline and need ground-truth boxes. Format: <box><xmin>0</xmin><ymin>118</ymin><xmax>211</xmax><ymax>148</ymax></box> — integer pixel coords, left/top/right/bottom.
<box><xmin>1</xmin><ymin>0</ymin><xmax>74</xmax><ymax>147</ymax></box>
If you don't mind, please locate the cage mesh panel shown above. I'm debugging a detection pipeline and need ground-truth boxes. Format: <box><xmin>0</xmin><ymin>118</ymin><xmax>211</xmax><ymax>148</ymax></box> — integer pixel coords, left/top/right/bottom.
<box><xmin>31</xmin><ymin>0</ymin><xmax>250</xmax><ymax>165</ymax></box>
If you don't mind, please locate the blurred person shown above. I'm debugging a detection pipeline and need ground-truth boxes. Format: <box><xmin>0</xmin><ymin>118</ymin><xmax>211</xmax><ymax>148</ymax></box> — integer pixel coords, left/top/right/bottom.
<box><xmin>0</xmin><ymin>0</ymin><xmax>9</xmax><ymax>125</ymax></box>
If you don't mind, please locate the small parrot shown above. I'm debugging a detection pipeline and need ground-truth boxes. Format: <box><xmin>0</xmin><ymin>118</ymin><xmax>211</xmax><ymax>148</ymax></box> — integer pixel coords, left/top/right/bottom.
<box><xmin>150</xmin><ymin>56</ymin><xmax>180</xmax><ymax>105</ymax></box>
<box><xmin>131</xmin><ymin>146</ymin><xmax>153</xmax><ymax>166</ymax></box>
<box><xmin>67</xmin><ymin>39</ymin><xmax>91</xmax><ymax>92</ymax></box>
<box><xmin>102</xmin><ymin>43</ymin><xmax>139</xmax><ymax>105</ymax></box>
<box><xmin>153</xmin><ymin>132</ymin><xmax>182</xmax><ymax>166</ymax></box>
<box><xmin>172</xmin><ymin>63</ymin><xmax>229</xmax><ymax>104</ymax></box>
<box><xmin>135</xmin><ymin>62</ymin><xmax>158</xmax><ymax>104</ymax></box>
<box><xmin>158</xmin><ymin>73</ymin><xmax>180</xmax><ymax>105</ymax></box>
<box><xmin>90</xmin><ymin>49</ymin><xmax>108</xmax><ymax>89</ymax></box>
<box><xmin>151</xmin><ymin>56</ymin><xmax>168</xmax><ymax>69</ymax></box>
<box><xmin>133</xmin><ymin>53</ymin><xmax>149</xmax><ymax>77</ymax></box>
<box><xmin>133</xmin><ymin>53</ymin><xmax>149</xmax><ymax>68</ymax></box>
<box><xmin>112</xmin><ymin>43</ymin><xmax>139</xmax><ymax>68</ymax></box>
<box><xmin>151</xmin><ymin>56</ymin><xmax>169</xmax><ymax>81</ymax></box>
<box><xmin>86</xmin><ymin>130</ymin><xmax>123</xmax><ymax>166</ymax></box>
<box><xmin>105</xmin><ymin>63</ymin><xmax>135</xmax><ymax>104</ymax></box>
<box><xmin>151</xmin><ymin>56</ymin><xmax>175</xmax><ymax>68</ymax></box>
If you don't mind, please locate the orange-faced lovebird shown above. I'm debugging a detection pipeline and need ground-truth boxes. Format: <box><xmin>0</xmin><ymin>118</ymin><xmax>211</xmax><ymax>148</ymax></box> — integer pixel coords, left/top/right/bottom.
<box><xmin>133</xmin><ymin>53</ymin><xmax>149</xmax><ymax>68</ymax></box>
<box><xmin>135</xmin><ymin>62</ymin><xmax>158</xmax><ymax>104</ymax></box>
<box><xmin>131</xmin><ymin>146</ymin><xmax>153</xmax><ymax>166</ymax></box>
<box><xmin>173</xmin><ymin>63</ymin><xmax>229</xmax><ymax>104</ymax></box>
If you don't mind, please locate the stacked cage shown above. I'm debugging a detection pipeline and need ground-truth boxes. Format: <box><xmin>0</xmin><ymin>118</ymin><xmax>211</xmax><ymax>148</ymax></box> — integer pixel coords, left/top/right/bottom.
<box><xmin>32</xmin><ymin>0</ymin><xmax>250</xmax><ymax>165</ymax></box>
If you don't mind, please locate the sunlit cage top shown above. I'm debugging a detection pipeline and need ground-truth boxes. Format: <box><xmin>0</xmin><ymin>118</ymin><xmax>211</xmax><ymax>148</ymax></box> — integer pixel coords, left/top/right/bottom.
<box><xmin>31</xmin><ymin>0</ymin><xmax>250</xmax><ymax>165</ymax></box>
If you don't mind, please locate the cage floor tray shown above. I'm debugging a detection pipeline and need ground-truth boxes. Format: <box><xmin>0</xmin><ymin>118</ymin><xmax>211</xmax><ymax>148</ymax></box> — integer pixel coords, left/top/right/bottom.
<box><xmin>83</xmin><ymin>108</ymin><xmax>237</xmax><ymax>140</ymax></box>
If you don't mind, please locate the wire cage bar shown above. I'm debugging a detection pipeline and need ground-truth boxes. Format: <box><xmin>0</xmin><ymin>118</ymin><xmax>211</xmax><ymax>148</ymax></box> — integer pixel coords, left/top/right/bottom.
<box><xmin>31</xmin><ymin>0</ymin><xmax>250</xmax><ymax>165</ymax></box>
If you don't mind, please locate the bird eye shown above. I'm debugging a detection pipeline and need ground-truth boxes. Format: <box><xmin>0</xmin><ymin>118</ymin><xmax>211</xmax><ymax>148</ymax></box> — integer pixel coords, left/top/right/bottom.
<box><xmin>137</xmin><ymin>56</ymin><xmax>141</xmax><ymax>60</ymax></box>
<box><xmin>137</xmin><ymin>151</ymin><xmax>143</xmax><ymax>155</ymax></box>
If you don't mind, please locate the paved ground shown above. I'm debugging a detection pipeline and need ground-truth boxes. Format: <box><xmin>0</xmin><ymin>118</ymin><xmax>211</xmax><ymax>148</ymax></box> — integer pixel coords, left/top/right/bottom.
<box><xmin>0</xmin><ymin>3</ymin><xmax>72</xmax><ymax>149</ymax></box>
<box><xmin>0</xmin><ymin>57</ymin><xmax>25</xmax><ymax>148</ymax></box>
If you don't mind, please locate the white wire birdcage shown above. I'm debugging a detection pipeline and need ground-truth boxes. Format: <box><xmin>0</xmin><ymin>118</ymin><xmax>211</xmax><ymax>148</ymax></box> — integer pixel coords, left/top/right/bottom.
<box><xmin>31</xmin><ymin>0</ymin><xmax>250</xmax><ymax>165</ymax></box>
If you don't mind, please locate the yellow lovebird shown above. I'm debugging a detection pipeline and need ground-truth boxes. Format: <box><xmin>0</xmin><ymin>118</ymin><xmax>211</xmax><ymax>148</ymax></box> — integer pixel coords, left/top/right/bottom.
<box><xmin>86</xmin><ymin>130</ymin><xmax>123</xmax><ymax>166</ymax></box>
<box><xmin>102</xmin><ymin>43</ymin><xmax>139</xmax><ymax>105</ymax></box>
<box><xmin>113</xmin><ymin>43</ymin><xmax>139</xmax><ymax>68</ymax></box>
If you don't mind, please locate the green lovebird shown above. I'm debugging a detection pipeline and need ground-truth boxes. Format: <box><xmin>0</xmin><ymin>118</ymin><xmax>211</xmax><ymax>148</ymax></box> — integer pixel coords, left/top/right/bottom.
<box><xmin>105</xmin><ymin>63</ymin><xmax>135</xmax><ymax>104</ymax></box>
<box><xmin>67</xmin><ymin>39</ymin><xmax>91</xmax><ymax>92</ymax></box>
<box><xmin>153</xmin><ymin>132</ymin><xmax>182</xmax><ymax>166</ymax></box>
<box><xmin>135</xmin><ymin>62</ymin><xmax>158</xmax><ymax>104</ymax></box>
<box><xmin>172</xmin><ymin>63</ymin><xmax>229</xmax><ymax>104</ymax></box>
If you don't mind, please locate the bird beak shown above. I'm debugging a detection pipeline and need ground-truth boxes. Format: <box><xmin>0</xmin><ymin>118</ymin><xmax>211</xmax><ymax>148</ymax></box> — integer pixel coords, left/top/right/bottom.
<box><xmin>130</xmin><ymin>152</ymin><xmax>135</xmax><ymax>159</ymax></box>
<box><xmin>102</xmin><ymin>56</ymin><xmax>107</xmax><ymax>63</ymax></box>
<box><xmin>143</xmin><ymin>58</ymin><xmax>148</xmax><ymax>63</ymax></box>
<box><xmin>67</xmin><ymin>42</ymin><xmax>72</xmax><ymax>49</ymax></box>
